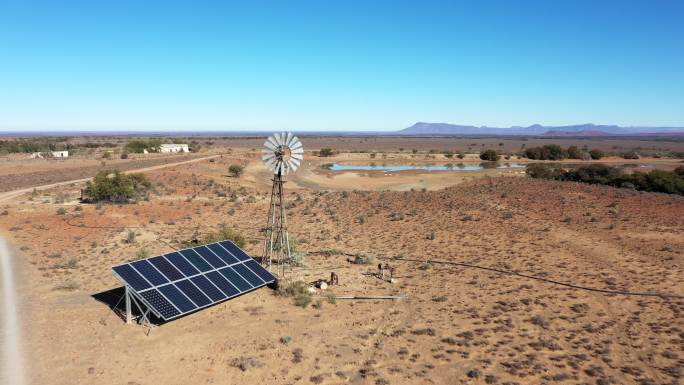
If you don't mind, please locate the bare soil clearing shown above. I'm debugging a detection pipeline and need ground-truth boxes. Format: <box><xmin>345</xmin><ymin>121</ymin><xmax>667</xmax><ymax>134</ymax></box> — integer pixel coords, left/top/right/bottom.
<box><xmin>0</xmin><ymin>147</ymin><xmax>682</xmax><ymax>385</ymax></box>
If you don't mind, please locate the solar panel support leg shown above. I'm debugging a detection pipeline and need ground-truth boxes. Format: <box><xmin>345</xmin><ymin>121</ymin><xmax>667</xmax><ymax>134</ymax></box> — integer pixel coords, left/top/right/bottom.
<box><xmin>125</xmin><ymin>286</ymin><xmax>132</xmax><ymax>324</ymax></box>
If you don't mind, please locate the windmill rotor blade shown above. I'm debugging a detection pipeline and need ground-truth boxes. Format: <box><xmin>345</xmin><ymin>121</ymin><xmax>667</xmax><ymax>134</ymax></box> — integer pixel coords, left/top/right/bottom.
<box><xmin>291</xmin><ymin>153</ymin><xmax>303</xmax><ymax>161</ymax></box>
<box><xmin>291</xmin><ymin>148</ymin><xmax>304</xmax><ymax>155</ymax></box>
<box><xmin>289</xmin><ymin>136</ymin><xmax>300</xmax><ymax>147</ymax></box>
<box><xmin>290</xmin><ymin>157</ymin><xmax>301</xmax><ymax>166</ymax></box>
<box><xmin>263</xmin><ymin>140</ymin><xmax>277</xmax><ymax>151</ymax></box>
<box><xmin>290</xmin><ymin>141</ymin><xmax>303</xmax><ymax>151</ymax></box>
<box><xmin>285</xmin><ymin>132</ymin><xmax>293</xmax><ymax>147</ymax></box>
<box><xmin>264</xmin><ymin>157</ymin><xmax>277</xmax><ymax>172</ymax></box>
<box><xmin>262</xmin><ymin>153</ymin><xmax>275</xmax><ymax>162</ymax></box>
<box><xmin>287</xmin><ymin>159</ymin><xmax>299</xmax><ymax>172</ymax></box>
<box><xmin>275</xmin><ymin>133</ymin><xmax>285</xmax><ymax>146</ymax></box>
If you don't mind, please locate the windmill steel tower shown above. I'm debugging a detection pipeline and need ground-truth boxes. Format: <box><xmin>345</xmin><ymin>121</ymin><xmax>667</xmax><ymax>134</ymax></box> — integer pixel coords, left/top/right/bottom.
<box><xmin>261</xmin><ymin>133</ymin><xmax>303</xmax><ymax>275</ymax></box>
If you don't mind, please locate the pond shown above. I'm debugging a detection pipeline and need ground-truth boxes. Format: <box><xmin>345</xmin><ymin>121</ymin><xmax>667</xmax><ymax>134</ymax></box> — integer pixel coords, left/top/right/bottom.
<box><xmin>324</xmin><ymin>163</ymin><xmax>527</xmax><ymax>172</ymax></box>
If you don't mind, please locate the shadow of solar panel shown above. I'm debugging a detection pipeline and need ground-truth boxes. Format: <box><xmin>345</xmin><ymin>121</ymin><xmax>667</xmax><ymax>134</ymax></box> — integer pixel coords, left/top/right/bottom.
<box><xmin>190</xmin><ymin>275</ymin><xmax>226</xmax><ymax>302</ymax></box>
<box><xmin>219</xmin><ymin>241</ymin><xmax>251</xmax><ymax>261</ymax></box>
<box><xmin>139</xmin><ymin>289</ymin><xmax>180</xmax><ymax>319</ymax></box>
<box><xmin>158</xmin><ymin>284</ymin><xmax>196</xmax><ymax>313</ymax></box>
<box><xmin>219</xmin><ymin>266</ymin><xmax>252</xmax><ymax>291</ymax></box>
<box><xmin>244</xmin><ymin>260</ymin><xmax>277</xmax><ymax>283</ymax></box>
<box><xmin>180</xmin><ymin>249</ymin><xmax>213</xmax><ymax>272</ymax></box>
<box><xmin>113</xmin><ymin>264</ymin><xmax>151</xmax><ymax>291</ymax></box>
<box><xmin>131</xmin><ymin>260</ymin><xmax>168</xmax><ymax>286</ymax></box>
<box><xmin>194</xmin><ymin>246</ymin><xmax>226</xmax><ymax>268</ymax></box>
<box><xmin>207</xmin><ymin>243</ymin><xmax>240</xmax><ymax>264</ymax></box>
<box><xmin>232</xmin><ymin>263</ymin><xmax>264</xmax><ymax>286</ymax></box>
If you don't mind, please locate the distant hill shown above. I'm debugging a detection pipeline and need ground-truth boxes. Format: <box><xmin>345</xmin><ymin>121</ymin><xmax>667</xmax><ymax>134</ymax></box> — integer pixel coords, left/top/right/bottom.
<box><xmin>399</xmin><ymin>122</ymin><xmax>684</xmax><ymax>136</ymax></box>
<box><xmin>541</xmin><ymin>130</ymin><xmax>611</xmax><ymax>137</ymax></box>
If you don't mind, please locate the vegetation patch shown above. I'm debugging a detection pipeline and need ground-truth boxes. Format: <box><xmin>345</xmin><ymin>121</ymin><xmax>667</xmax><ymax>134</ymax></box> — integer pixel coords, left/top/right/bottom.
<box><xmin>527</xmin><ymin>164</ymin><xmax>684</xmax><ymax>195</ymax></box>
<box><xmin>184</xmin><ymin>224</ymin><xmax>246</xmax><ymax>248</ymax></box>
<box><xmin>276</xmin><ymin>280</ymin><xmax>313</xmax><ymax>308</ymax></box>
<box><xmin>82</xmin><ymin>169</ymin><xmax>152</xmax><ymax>203</ymax></box>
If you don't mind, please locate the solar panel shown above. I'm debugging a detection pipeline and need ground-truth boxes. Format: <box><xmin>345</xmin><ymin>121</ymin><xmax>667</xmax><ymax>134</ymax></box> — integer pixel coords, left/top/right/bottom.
<box><xmin>112</xmin><ymin>240</ymin><xmax>277</xmax><ymax>321</ymax></box>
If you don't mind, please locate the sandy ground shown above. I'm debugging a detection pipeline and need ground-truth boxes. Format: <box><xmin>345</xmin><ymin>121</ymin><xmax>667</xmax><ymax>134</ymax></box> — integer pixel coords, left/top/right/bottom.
<box><xmin>0</xmin><ymin>150</ymin><xmax>682</xmax><ymax>385</ymax></box>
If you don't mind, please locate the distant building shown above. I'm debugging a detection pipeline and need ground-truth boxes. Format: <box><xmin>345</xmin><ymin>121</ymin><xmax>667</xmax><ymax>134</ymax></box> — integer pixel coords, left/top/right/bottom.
<box><xmin>52</xmin><ymin>150</ymin><xmax>69</xmax><ymax>158</ymax></box>
<box><xmin>159</xmin><ymin>144</ymin><xmax>189</xmax><ymax>153</ymax></box>
<box><xmin>30</xmin><ymin>151</ymin><xmax>69</xmax><ymax>159</ymax></box>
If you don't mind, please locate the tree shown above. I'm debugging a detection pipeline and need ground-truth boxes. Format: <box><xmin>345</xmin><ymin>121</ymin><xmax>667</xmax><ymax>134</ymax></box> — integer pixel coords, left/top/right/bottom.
<box><xmin>567</xmin><ymin>146</ymin><xmax>582</xmax><ymax>159</ymax></box>
<box><xmin>675</xmin><ymin>166</ymin><xmax>684</xmax><ymax>177</ymax></box>
<box><xmin>622</xmin><ymin>151</ymin><xmax>640</xmax><ymax>160</ymax></box>
<box><xmin>479</xmin><ymin>149</ymin><xmax>500</xmax><ymax>161</ymax></box>
<box><xmin>229</xmin><ymin>164</ymin><xmax>244</xmax><ymax>177</ymax></box>
<box><xmin>589</xmin><ymin>149</ymin><xmax>604</xmax><ymax>160</ymax></box>
<box><xmin>82</xmin><ymin>169</ymin><xmax>151</xmax><ymax>203</ymax></box>
<box><xmin>319</xmin><ymin>148</ymin><xmax>334</xmax><ymax>157</ymax></box>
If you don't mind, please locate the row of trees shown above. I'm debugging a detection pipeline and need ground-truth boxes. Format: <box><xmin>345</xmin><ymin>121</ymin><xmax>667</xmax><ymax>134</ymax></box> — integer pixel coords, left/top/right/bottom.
<box><xmin>523</xmin><ymin>144</ymin><xmax>603</xmax><ymax>160</ymax></box>
<box><xmin>124</xmin><ymin>139</ymin><xmax>163</xmax><ymax>153</ymax></box>
<box><xmin>527</xmin><ymin>164</ymin><xmax>684</xmax><ymax>195</ymax></box>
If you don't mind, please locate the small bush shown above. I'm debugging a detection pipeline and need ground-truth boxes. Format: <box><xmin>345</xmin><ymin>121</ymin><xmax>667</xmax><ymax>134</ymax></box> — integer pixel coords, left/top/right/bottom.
<box><xmin>55</xmin><ymin>281</ymin><xmax>80</xmax><ymax>291</ymax></box>
<box><xmin>184</xmin><ymin>224</ymin><xmax>246</xmax><ymax>248</ymax></box>
<box><xmin>277</xmin><ymin>281</ymin><xmax>313</xmax><ymax>308</ymax></box>
<box><xmin>351</xmin><ymin>254</ymin><xmax>375</xmax><ymax>265</ymax></box>
<box><xmin>589</xmin><ymin>149</ymin><xmax>604</xmax><ymax>160</ymax></box>
<box><xmin>229</xmin><ymin>164</ymin><xmax>244</xmax><ymax>177</ymax></box>
<box><xmin>56</xmin><ymin>207</ymin><xmax>67</xmax><ymax>215</ymax></box>
<box><xmin>479</xmin><ymin>149</ymin><xmax>500</xmax><ymax>161</ymax></box>
<box><xmin>622</xmin><ymin>151</ymin><xmax>640</xmax><ymax>160</ymax></box>
<box><xmin>280</xmin><ymin>336</ymin><xmax>292</xmax><ymax>345</ymax></box>
<box><xmin>319</xmin><ymin>148</ymin><xmax>334</xmax><ymax>157</ymax></box>
<box><xmin>125</xmin><ymin>230</ymin><xmax>136</xmax><ymax>244</ymax></box>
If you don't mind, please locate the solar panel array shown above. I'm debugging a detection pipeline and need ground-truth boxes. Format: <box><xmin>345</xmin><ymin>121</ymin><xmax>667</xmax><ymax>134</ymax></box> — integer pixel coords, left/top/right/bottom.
<box><xmin>112</xmin><ymin>240</ymin><xmax>276</xmax><ymax>320</ymax></box>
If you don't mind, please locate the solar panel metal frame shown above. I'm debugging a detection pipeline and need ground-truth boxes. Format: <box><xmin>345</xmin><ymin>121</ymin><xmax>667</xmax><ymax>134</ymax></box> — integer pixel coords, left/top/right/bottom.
<box><xmin>112</xmin><ymin>240</ymin><xmax>276</xmax><ymax>321</ymax></box>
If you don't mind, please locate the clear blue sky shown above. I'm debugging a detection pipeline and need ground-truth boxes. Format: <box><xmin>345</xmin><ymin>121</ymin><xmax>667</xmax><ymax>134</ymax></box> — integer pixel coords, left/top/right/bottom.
<box><xmin>1</xmin><ymin>0</ymin><xmax>683</xmax><ymax>132</ymax></box>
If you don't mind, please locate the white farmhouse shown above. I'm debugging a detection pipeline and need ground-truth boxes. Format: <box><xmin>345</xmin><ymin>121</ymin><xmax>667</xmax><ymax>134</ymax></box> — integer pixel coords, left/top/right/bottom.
<box><xmin>159</xmin><ymin>144</ymin><xmax>189</xmax><ymax>153</ymax></box>
<box><xmin>30</xmin><ymin>151</ymin><xmax>69</xmax><ymax>159</ymax></box>
<box><xmin>52</xmin><ymin>150</ymin><xmax>69</xmax><ymax>158</ymax></box>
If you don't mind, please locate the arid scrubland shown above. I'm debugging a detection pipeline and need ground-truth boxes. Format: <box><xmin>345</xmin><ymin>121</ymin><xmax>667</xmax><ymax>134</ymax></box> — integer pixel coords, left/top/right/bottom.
<box><xmin>0</xmin><ymin>152</ymin><xmax>682</xmax><ymax>385</ymax></box>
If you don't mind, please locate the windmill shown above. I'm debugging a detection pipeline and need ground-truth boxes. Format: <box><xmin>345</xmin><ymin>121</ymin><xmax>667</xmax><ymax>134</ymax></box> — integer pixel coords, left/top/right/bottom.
<box><xmin>261</xmin><ymin>132</ymin><xmax>303</xmax><ymax>275</ymax></box>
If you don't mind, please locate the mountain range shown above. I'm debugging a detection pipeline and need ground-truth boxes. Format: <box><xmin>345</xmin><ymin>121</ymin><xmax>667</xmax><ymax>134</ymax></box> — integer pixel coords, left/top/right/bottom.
<box><xmin>398</xmin><ymin>122</ymin><xmax>684</xmax><ymax>136</ymax></box>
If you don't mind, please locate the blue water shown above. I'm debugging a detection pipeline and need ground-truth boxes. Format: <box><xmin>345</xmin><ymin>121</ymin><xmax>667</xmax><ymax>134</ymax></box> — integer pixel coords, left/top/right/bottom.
<box><xmin>326</xmin><ymin>163</ymin><xmax>527</xmax><ymax>172</ymax></box>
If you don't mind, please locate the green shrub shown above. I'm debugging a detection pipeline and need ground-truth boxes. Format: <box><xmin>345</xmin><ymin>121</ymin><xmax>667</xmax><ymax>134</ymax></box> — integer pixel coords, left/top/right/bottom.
<box><xmin>589</xmin><ymin>149</ymin><xmax>604</xmax><ymax>160</ymax></box>
<box><xmin>567</xmin><ymin>145</ymin><xmax>582</xmax><ymax>159</ymax></box>
<box><xmin>524</xmin><ymin>144</ymin><xmax>567</xmax><ymax>160</ymax></box>
<box><xmin>276</xmin><ymin>281</ymin><xmax>313</xmax><ymax>308</ymax></box>
<box><xmin>185</xmin><ymin>224</ymin><xmax>246</xmax><ymax>248</ymax></box>
<box><xmin>319</xmin><ymin>148</ymin><xmax>334</xmax><ymax>157</ymax></box>
<box><xmin>124</xmin><ymin>139</ymin><xmax>161</xmax><ymax>153</ymax></box>
<box><xmin>479</xmin><ymin>149</ymin><xmax>500</xmax><ymax>161</ymax></box>
<box><xmin>82</xmin><ymin>169</ymin><xmax>151</xmax><ymax>203</ymax></box>
<box><xmin>229</xmin><ymin>164</ymin><xmax>244</xmax><ymax>177</ymax></box>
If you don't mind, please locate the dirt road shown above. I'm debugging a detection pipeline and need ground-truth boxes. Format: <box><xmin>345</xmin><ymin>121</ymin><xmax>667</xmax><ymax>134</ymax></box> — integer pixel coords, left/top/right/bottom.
<box><xmin>0</xmin><ymin>154</ymin><xmax>222</xmax><ymax>203</ymax></box>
